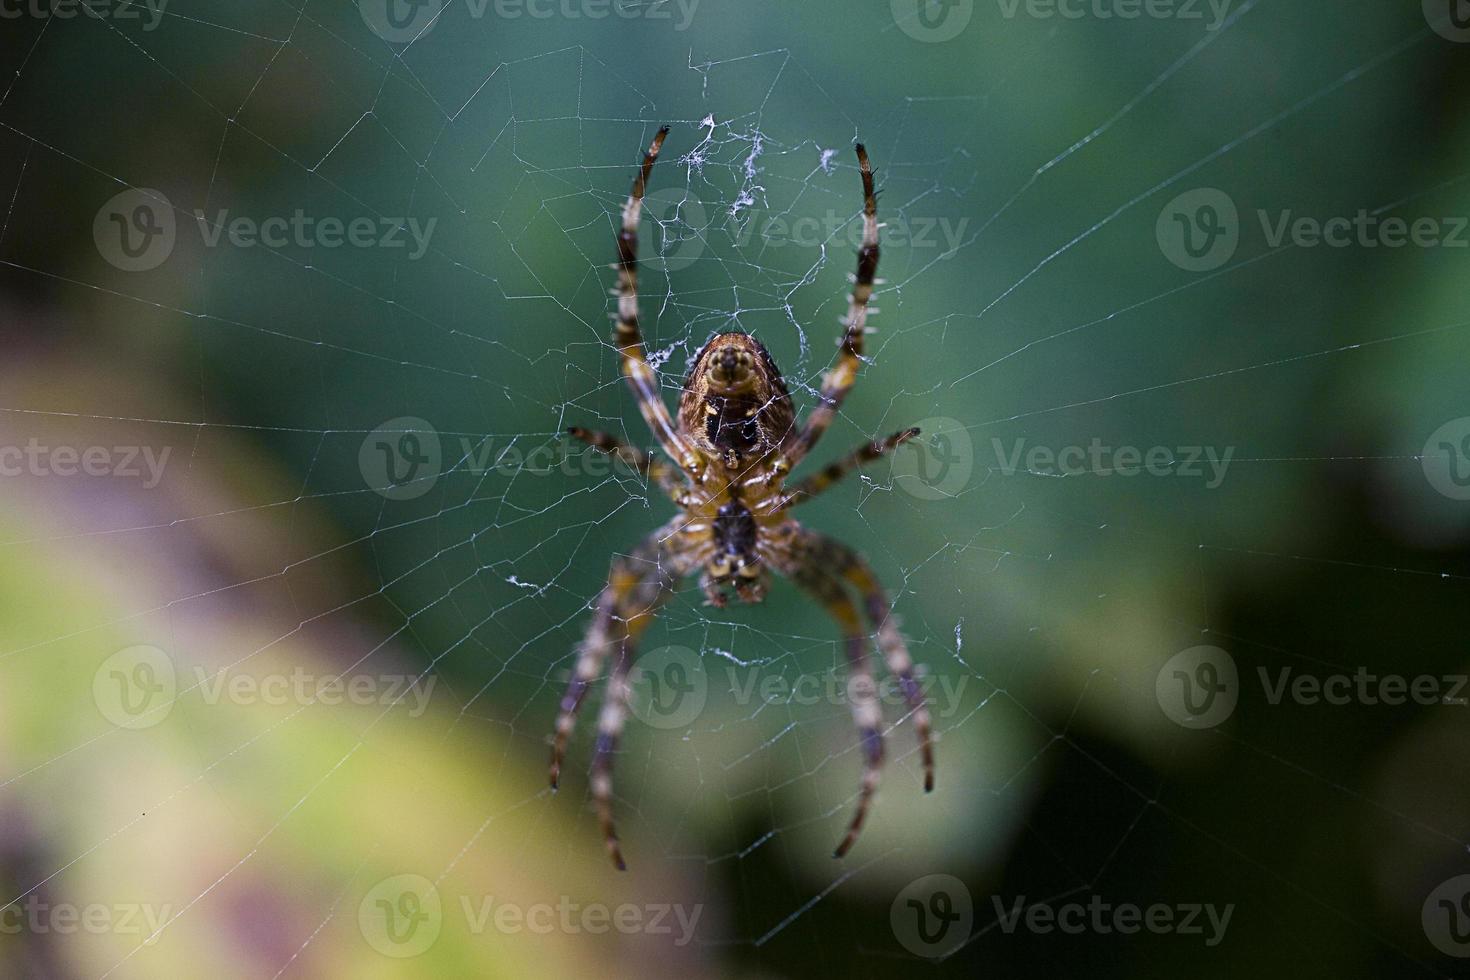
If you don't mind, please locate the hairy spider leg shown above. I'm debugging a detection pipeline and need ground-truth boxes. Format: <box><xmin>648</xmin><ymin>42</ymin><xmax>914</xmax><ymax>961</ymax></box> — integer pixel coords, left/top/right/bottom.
<box><xmin>773</xmin><ymin>426</ymin><xmax>920</xmax><ymax>510</ymax></box>
<box><xmin>800</xmin><ymin>530</ymin><xmax>934</xmax><ymax>795</ymax></box>
<box><xmin>789</xmin><ymin>560</ymin><xmax>887</xmax><ymax>858</ymax></box>
<box><xmin>549</xmin><ymin>526</ymin><xmax>686</xmax><ymax>868</ymax></box>
<box><xmin>567</xmin><ymin>426</ymin><xmax>690</xmax><ymax>504</ymax></box>
<box><xmin>614</xmin><ymin>126</ymin><xmax>705</xmax><ymax>481</ymax></box>
<box><xmin>777</xmin><ymin>143</ymin><xmax>882</xmax><ymax>473</ymax></box>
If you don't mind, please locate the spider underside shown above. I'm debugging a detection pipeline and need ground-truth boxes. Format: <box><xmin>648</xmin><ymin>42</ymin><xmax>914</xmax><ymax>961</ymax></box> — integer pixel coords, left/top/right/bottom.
<box><xmin>551</xmin><ymin>127</ymin><xmax>935</xmax><ymax>869</ymax></box>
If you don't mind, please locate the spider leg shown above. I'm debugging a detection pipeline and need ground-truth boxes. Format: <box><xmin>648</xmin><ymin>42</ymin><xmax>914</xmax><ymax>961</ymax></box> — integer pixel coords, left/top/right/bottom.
<box><xmin>567</xmin><ymin>426</ymin><xmax>689</xmax><ymax>504</ymax></box>
<box><xmin>779</xmin><ymin>143</ymin><xmax>880</xmax><ymax>473</ymax></box>
<box><xmin>613</xmin><ymin>126</ymin><xmax>705</xmax><ymax>481</ymax></box>
<box><xmin>800</xmin><ymin>530</ymin><xmax>935</xmax><ymax>793</ymax></box>
<box><xmin>771</xmin><ymin>427</ymin><xmax>920</xmax><ymax>511</ymax></box>
<box><xmin>787</xmin><ymin>560</ymin><xmax>886</xmax><ymax>858</ymax></box>
<box><xmin>549</xmin><ymin>569</ymin><xmax>631</xmax><ymax>792</ymax></box>
<box><xmin>548</xmin><ymin>524</ymin><xmax>684</xmax><ymax>869</ymax></box>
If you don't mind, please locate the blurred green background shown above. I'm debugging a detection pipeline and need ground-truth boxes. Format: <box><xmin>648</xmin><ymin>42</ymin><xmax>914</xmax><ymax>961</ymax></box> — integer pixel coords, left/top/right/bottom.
<box><xmin>0</xmin><ymin>0</ymin><xmax>1468</xmax><ymax>976</ymax></box>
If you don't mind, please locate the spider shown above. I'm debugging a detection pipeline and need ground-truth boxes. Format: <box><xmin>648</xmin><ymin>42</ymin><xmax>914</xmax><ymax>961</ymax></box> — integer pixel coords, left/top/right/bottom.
<box><xmin>550</xmin><ymin>127</ymin><xmax>934</xmax><ymax>869</ymax></box>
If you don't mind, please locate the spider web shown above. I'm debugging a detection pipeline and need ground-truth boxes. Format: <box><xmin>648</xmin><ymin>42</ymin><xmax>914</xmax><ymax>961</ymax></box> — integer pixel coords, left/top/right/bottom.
<box><xmin>0</xmin><ymin>0</ymin><xmax>1467</xmax><ymax>976</ymax></box>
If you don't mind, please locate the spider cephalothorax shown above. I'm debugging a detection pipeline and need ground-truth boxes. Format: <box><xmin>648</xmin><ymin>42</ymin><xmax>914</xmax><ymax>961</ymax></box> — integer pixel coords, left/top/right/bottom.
<box><xmin>552</xmin><ymin>126</ymin><xmax>934</xmax><ymax>870</ymax></box>
<box><xmin>678</xmin><ymin>331</ymin><xmax>795</xmax><ymax>469</ymax></box>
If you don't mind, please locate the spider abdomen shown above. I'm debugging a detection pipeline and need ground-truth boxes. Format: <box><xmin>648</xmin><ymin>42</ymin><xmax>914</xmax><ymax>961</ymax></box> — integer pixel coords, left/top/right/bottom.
<box><xmin>713</xmin><ymin>499</ymin><xmax>758</xmax><ymax>558</ymax></box>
